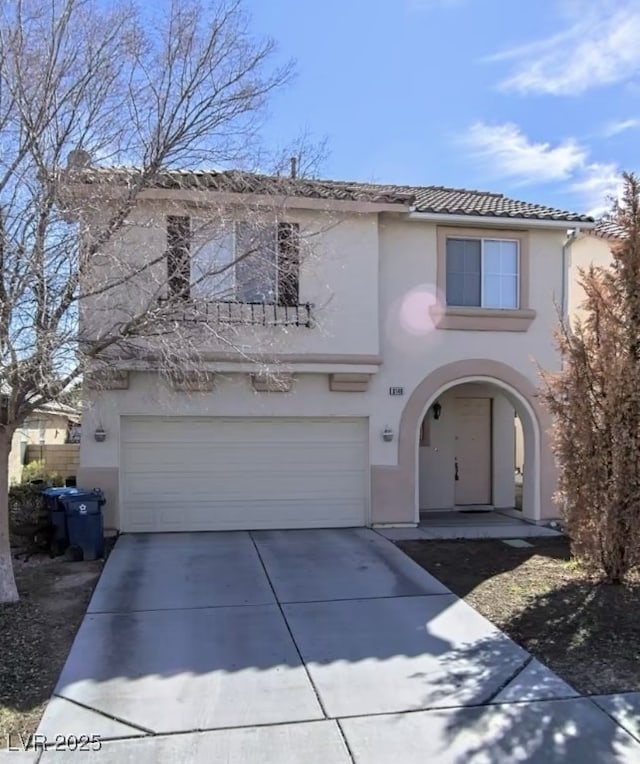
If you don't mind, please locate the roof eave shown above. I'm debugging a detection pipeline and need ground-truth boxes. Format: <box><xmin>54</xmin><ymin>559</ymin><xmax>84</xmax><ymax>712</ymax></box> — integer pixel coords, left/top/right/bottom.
<box><xmin>405</xmin><ymin>211</ymin><xmax>595</xmax><ymax>230</ymax></box>
<box><xmin>61</xmin><ymin>181</ymin><xmax>413</xmax><ymax>214</ymax></box>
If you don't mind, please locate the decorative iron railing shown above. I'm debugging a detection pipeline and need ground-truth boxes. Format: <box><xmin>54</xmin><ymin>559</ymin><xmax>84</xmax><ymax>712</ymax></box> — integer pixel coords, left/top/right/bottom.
<box><xmin>159</xmin><ymin>299</ymin><xmax>314</xmax><ymax>328</ymax></box>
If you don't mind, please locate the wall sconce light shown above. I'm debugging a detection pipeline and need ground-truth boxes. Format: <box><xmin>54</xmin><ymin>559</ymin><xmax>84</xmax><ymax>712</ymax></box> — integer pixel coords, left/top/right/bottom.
<box><xmin>94</xmin><ymin>426</ymin><xmax>106</xmax><ymax>442</ymax></box>
<box><xmin>431</xmin><ymin>401</ymin><xmax>442</xmax><ymax>420</ymax></box>
<box><xmin>382</xmin><ymin>425</ymin><xmax>394</xmax><ymax>442</ymax></box>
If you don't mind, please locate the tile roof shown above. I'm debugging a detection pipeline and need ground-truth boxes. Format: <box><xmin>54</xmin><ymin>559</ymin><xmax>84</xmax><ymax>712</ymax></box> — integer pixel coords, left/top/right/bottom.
<box><xmin>70</xmin><ymin>167</ymin><xmax>593</xmax><ymax>223</ymax></box>
<box><xmin>412</xmin><ymin>186</ymin><xmax>593</xmax><ymax>223</ymax></box>
<box><xmin>74</xmin><ymin>167</ymin><xmax>415</xmax><ymax>205</ymax></box>
<box><xmin>590</xmin><ymin>219</ymin><xmax>625</xmax><ymax>240</ymax></box>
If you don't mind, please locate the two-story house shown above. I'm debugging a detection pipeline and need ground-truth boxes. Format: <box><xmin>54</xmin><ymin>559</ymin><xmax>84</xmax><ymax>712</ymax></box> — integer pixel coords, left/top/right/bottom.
<box><xmin>68</xmin><ymin>169</ymin><xmax>594</xmax><ymax>533</ymax></box>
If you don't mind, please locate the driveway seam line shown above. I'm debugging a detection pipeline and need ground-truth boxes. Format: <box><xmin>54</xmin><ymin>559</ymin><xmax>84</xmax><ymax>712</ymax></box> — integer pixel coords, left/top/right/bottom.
<box><xmin>36</xmin><ymin>695</ymin><xmax>595</xmax><ymax>749</ymax></box>
<box><xmin>38</xmin><ymin>718</ymin><xmax>353</xmax><ymax>747</ymax></box>
<box><xmin>332</xmin><ymin>693</ymin><xmax>588</xmax><ymax>722</ymax></box>
<box><xmin>87</xmin><ymin>601</ymin><xmax>276</xmax><ymax>615</ymax></box>
<box><xmin>52</xmin><ymin>693</ymin><xmax>155</xmax><ymax>735</ymax></box>
<box><xmin>85</xmin><ymin>592</ymin><xmax>454</xmax><ymax>618</ymax></box>
<box><xmin>280</xmin><ymin>592</ymin><xmax>453</xmax><ymax>605</ymax></box>
<box><xmin>473</xmin><ymin>654</ymin><xmax>534</xmax><ymax>706</ymax></box>
<box><xmin>248</xmin><ymin>530</ymin><xmax>330</xmax><ymax>720</ymax></box>
<box><xmin>335</xmin><ymin>718</ymin><xmax>357</xmax><ymax>763</ymax></box>
<box><xmin>586</xmin><ymin>697</ymin><xmax>640</xmax><ymax>744</ymax></box>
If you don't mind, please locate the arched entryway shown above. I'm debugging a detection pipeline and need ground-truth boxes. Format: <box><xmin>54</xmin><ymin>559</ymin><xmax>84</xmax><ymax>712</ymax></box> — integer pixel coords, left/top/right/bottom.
<box><xmin>395</xmin><ymin>360</ymin><xmax>555</xmax><ymax>525</ymax></box>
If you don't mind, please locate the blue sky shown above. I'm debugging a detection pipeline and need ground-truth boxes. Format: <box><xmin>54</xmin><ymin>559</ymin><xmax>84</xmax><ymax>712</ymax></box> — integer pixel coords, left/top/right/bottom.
<box><xmin>247</xmin><ymin>0</ymin><xmax>639</xmax><ymax>217</ymax></box>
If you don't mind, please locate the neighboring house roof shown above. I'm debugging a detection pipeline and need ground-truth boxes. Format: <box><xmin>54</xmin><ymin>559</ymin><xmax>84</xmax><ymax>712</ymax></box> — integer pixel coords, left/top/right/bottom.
<box><xmin>68</xmin><ymin>167</ymin><xmax>594</xmax><ymax>224</ymax></box>
<box><xmin>590</xmin><ymin>219</ymin><xmax>625</xmax><ymax>240</ymax></box>
<box><xmin>37</xmin><ymin>402</ymin><xmax>81</xmax><ymax>421</ymax></box>
<box><xmin>0</xmin><ymin>390</ymin><xmax>80</xmax><ymax>422</ymax></box>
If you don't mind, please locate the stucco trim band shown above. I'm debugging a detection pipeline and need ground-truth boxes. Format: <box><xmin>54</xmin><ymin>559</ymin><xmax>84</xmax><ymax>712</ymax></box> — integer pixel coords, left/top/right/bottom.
<box><xmin>435</xmin><ymin>307</ymin><xmax>537</xmax><ymax>332</ymax></box>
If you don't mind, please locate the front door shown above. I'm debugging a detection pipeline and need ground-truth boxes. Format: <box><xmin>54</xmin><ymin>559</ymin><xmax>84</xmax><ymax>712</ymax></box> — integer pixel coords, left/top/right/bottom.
<box><xmin>454</xmin><ymin>397</ymin><xmax>492</xmax><ymax>505</ymax></box>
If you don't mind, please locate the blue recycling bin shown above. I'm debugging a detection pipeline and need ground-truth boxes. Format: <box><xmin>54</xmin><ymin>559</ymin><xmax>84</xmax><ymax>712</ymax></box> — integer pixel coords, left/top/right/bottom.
<box><xmin>41</xmin><ymin>487</ymin><xmax>85</xmax><ymax>551</ymax></box>
<box><xmin>61</xmin><ymin>489</ymin><xmax>105</xmax><ymax>561</ymax></box>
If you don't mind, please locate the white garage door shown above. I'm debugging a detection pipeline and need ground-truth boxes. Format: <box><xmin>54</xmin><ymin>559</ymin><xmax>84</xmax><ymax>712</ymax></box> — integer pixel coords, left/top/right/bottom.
<box><xmin>120</xmin><ymin>417</ymin><xmax>369</xmax><ymax>532</ymax></box>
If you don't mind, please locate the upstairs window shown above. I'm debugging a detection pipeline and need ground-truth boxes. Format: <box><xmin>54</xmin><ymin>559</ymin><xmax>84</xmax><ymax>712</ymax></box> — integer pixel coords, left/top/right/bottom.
<box><xmin>166</xmin><ymin>216</ymin><xmax>191</xmax><ymax>300</ymax></box>
<box><xmin>166</xmin><ymin>218</ymin><xmax>300</xmax><ymax>306</ymax></box>
<box><xmin>446</xmin><ymin>237</ymin><xmax>519</xmax><ymax>310</ymax></box>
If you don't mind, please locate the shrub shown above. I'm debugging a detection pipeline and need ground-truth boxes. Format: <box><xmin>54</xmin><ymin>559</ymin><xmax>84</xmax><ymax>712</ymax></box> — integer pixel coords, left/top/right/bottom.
<box><xmin>8</xmin><ymin>483</ymin><xmax>47</xmax><ymax>531</ymax></box>
<box><xmin>21</xmin><ymin>460</ymin><xmax>63</xmax><ymax>487</ymax></box>
<box><xmin>541</xmin><ymin>173</ymin><xmax>640</xmax><ymax>583</ymax></box>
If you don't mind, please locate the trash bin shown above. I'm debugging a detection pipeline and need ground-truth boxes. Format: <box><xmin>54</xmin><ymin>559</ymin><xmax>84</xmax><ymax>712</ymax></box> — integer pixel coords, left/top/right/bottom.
<box><xmin>41</xmin><ymin>486</ymin><xmax>85</xmax><ymax>553</ymax></box>
<box><xmin>61</xmin><ymin>489</ymin><xmax>105</xmax><ymax>561</ymax></box>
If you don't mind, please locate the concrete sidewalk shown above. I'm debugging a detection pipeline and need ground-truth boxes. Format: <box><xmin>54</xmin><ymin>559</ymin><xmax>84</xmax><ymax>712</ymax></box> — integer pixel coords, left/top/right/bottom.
<box><xmin>30</xmin><ymin>528</ymin><xmax>640</xmax><ymax>762</ymax></box>
<box><xmin>380</xmin><ymin>509</ymin><xmax>562</xmax><ymax>541</ymax></box>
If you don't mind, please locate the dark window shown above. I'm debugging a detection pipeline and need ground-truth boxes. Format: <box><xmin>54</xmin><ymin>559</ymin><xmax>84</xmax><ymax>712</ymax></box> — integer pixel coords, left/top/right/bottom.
<box><xmin>277</xmin><ymin>222</ymin><xmax>300</xmax><ymax>307</ymax></box>
<box><xmin>446</xmin><ymin>238</ymin><xmax>481</xmax><ymax>307</ymax></box>
<box><xmin>446</xmin><ymin>237</ymin><xmax>519</xmax><ymax>309</ymax></box>
<box><xmin>167</xmin><ymin>215</ymin><xmax>191</xmax><ymax>299</ymax></box>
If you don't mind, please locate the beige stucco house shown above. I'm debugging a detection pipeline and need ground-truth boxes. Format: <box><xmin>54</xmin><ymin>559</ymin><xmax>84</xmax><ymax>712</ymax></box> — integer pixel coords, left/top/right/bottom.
<box><xmin>70</xmin><ymin>170</ymin><xmax>594</xmax><ymax>533</ymax></box>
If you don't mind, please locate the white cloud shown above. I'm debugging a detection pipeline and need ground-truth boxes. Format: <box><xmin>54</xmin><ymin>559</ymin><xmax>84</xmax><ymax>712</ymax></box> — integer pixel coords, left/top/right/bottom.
<box><xmin>570</xmin><ymin>162</ymin><xmax>623</xmax><ymax>216</ymax></box>
<box><xmin>461</xmin><ymin>121</ymin><xmax>623</xmax><ymax>215</ymax></box>
<box><xmin>463</xmin><ymin>122</ymin><xmax>587</xmax><ymax>183</ymax></box>
<box><xmin>490</xmin><ymin>2</ymin><xmax>640</xmax><ymax>95</ymax></box>
<box><xmin>603</xmin><ymin>118</ymin><xmax>640</xmax><ymax>137</ymax></box>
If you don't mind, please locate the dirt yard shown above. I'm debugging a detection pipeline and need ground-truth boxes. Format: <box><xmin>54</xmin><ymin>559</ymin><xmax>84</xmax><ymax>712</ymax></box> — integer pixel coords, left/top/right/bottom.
<box><xmin>399</xmin><ymin>537</ymin><xmax>640</xmax><ymax>695</ymax></box>
<box><xmin>0</xmin><ymin>552</ymin><xmax>104</xmax><ymax>747</ymax></box>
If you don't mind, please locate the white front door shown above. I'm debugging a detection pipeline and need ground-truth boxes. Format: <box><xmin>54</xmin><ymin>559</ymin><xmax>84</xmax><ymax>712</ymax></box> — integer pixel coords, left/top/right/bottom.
<box><xmin>454</xmin><ymin>398</ymin><xmax>492</xmax><ymax>505</ymax></box>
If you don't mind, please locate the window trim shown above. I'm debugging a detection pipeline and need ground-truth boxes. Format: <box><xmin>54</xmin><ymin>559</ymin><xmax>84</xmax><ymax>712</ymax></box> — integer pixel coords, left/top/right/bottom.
<box><xmin>436</xmin><ymin>226</ymin><xmax>535</xmax><ymax>332</ymax></box>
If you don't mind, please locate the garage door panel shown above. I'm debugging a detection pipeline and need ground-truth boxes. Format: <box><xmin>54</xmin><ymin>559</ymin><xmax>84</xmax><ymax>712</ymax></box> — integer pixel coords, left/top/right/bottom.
<box><xmin>124</xmin><ymin>479</ymin><xmax>365</xmax><ymax>504</ymax></box>
<box><xmin>124</xmin><ymin>418</ymin><xmax>363</xmax><ymax>443</ymax></box>
<box><xmin>124</xmin><ymin>445</ymin><xmax>366</xmax><ymax>472</ymax></box>
<box><xmin>129</xmin><ymin>500</ymin><xmax>365</xmax><ymax>532</ymax></box>
<box><xmin>121</xmin><ymin>417</ymin><xmax>368</xmax><ymax>532</ymax></box>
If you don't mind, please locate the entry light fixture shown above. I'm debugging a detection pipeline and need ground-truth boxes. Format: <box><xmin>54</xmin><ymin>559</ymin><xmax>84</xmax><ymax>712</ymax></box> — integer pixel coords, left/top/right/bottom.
<box><xmin>94</xmin><ymin>426</ymin><xmax>106</xmax><ymax>442</ymax></box>
<box><xmin>431</xmin><ymin>401</ymin><xmax>442</xmax><ymax>420</ymax></box>
<box><xmin>382</xmin><ymin>425</ymin><xmax>394</xmax><ymax>442</ymax></box>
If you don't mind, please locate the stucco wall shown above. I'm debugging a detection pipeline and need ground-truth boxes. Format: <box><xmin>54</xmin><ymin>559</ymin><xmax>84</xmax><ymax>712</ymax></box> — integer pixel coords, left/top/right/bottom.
<box><xmin>567</xmin><ymin>234</ymin><xmax>614</xmax><ymax>327</ymax></box>
<box><xmin>82</xmin><ymin>204</ymin><xmax>380</xmax><ymax>358</ymax></box>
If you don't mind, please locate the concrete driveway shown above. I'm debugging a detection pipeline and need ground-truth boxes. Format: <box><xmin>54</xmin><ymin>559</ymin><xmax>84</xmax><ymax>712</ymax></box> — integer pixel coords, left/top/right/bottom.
<box><xmin>36</xmin><ymin>529</ymin><xmax>640</xmax><ymax>762</ymax></box>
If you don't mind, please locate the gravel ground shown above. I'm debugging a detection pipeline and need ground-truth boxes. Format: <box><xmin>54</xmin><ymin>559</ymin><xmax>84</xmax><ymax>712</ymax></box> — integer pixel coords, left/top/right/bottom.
<box><xmin>0</xmin><ymin>551</ymin><xmax>104</xmax><ymax>747</ymax></box>
<box><xmin>399</xmin><ymin>537</ymin><xmax>640</xmax><ymax>696</ymax></box>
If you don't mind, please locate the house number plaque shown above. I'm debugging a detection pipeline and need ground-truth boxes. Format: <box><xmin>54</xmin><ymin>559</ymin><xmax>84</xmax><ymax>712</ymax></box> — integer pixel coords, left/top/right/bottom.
<box><xmin>389</xmin><ymin>387</ymin><xmax>404</xmax><ymax>396</ymax></box>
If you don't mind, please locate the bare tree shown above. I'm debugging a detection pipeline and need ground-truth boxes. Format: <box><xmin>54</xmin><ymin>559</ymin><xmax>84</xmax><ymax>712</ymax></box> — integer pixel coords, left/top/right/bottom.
<box><xmin>0</xmin><ymin>0</ymin><xmax>308</xmax><ymax>602</ymax></box>
<box><xmin>541</xmin><ymin>173</ymin><xmax>640</xmax><ymax>584</ymax></box>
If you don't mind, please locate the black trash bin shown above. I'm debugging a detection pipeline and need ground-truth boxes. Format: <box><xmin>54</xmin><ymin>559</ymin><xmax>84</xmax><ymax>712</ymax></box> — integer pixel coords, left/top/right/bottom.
<box><xmin>41</xmin><ymin>486</ymin><xmax>84</xmax><ymax>554</ymax></box>
<box><xmin>61</xmin><ymin>490</ymin><xmax>105</xmax><ymax>561</ymax></box>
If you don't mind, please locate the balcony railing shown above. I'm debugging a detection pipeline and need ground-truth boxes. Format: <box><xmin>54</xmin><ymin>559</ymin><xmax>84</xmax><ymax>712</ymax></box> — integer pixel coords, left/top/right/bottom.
<box><xmin>159</xmin><ymin>299</ymin><xmax>314</xmax><ymax>328</ymax></box>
